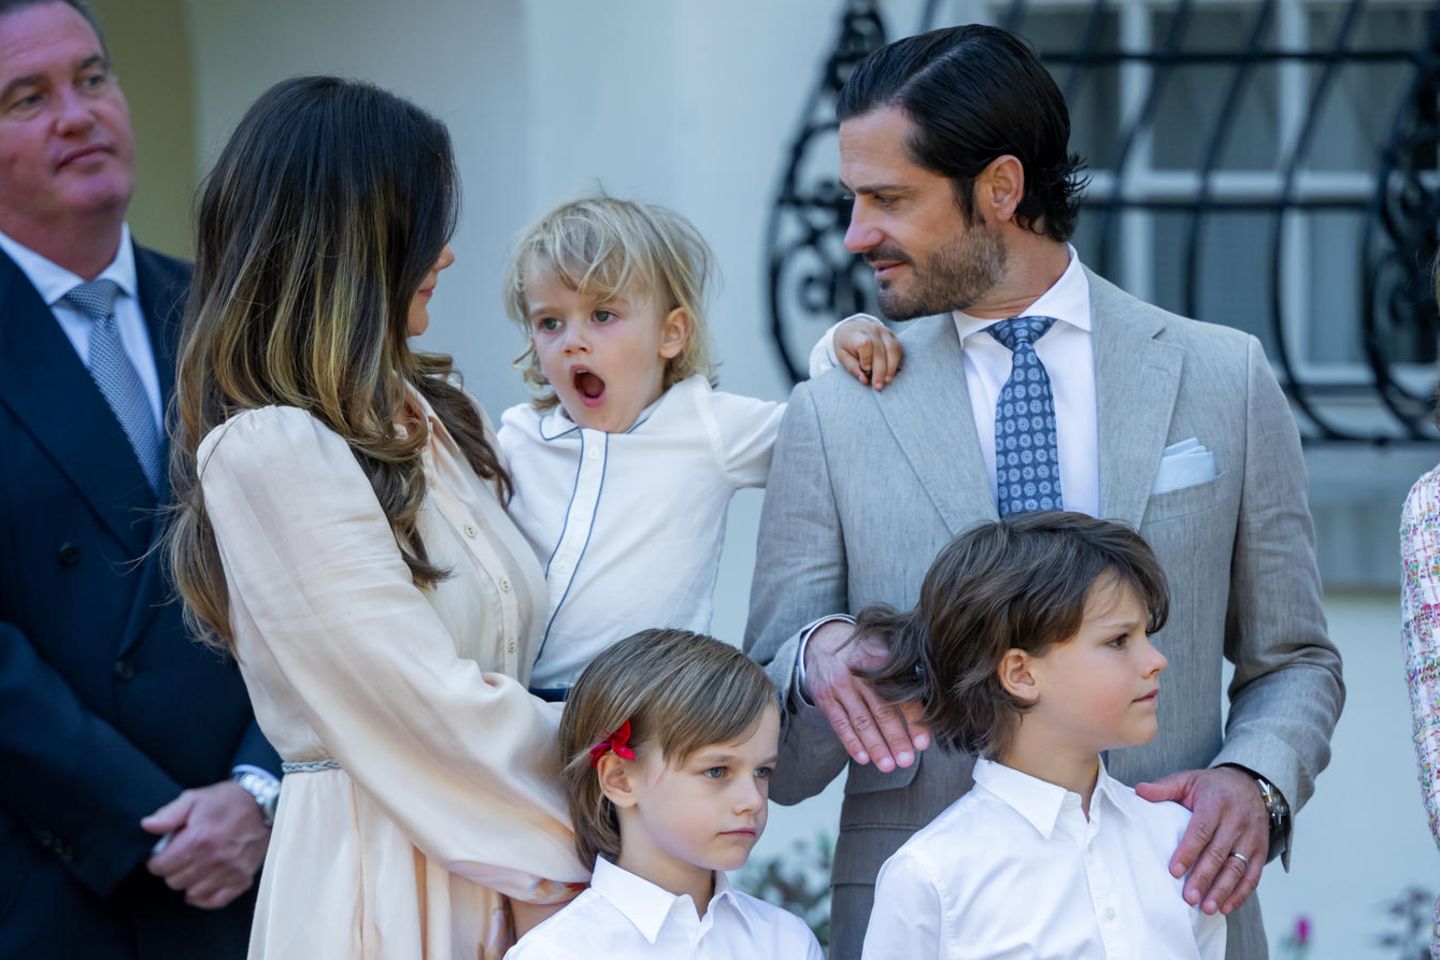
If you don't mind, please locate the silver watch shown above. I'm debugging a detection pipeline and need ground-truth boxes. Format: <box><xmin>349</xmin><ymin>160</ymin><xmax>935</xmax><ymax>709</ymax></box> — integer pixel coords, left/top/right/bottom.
<box><xmin>231</xmin><ymin>771</ymin><xmax>280</xmax><ymax>827</ymax></box>
<box><xmin>1250</xmin><ymin>773</ymin><xmax>1290</xmax><ymax>857</ymax></box>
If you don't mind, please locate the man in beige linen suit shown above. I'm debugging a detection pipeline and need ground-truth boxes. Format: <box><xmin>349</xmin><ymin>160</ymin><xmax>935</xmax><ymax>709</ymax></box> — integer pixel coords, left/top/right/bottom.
<box><xmin>745</xmin><ymin>25</ymin><xmax>1344</xmax><ymax>960</ymax></box>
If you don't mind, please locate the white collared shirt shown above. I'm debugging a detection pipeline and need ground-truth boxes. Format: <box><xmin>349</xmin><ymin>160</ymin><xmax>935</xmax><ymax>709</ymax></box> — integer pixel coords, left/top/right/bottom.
<box><xmin>506</xmin><ymin>857</ymin><xmax>823</xmax><ymax>960</ymax></box>
<box><xmin>862</xmin><ymin>758</ymin><xmax>1226</xmax><ymax>960</ymax></box>
<box><xmin>953</xmin><ymin>246</ymin><xmax>1098</xmax><ymax>517</ymax></box>
<box><xmin>0</xmin><ymin>225</ymin><xmax>162</xmax><ymax>428</ymax></box>
<box><xmin>499</xmin><ymin>375</ymin><xmax>785</xmax><ymax>689</ymax></box>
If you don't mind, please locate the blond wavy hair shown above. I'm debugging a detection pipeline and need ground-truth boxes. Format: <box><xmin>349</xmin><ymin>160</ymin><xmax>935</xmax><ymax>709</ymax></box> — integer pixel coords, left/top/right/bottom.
<box><xmin>165</xmin><ymin>77</ymin><xmax>509</xmax><ymax>649</ymax></box>
<box><xmin>558</xmin><ymin>629</ymin><xmax>777</xmax><ymax>869</ymax></box>
<box><xmin>503</xmin><ymin>196</ymin><xmax>716</xmax><ymax>410</ymax></box>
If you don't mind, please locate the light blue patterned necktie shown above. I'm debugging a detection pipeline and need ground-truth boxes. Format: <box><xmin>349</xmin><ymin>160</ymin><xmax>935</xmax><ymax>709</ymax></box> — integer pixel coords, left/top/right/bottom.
<box><xmin>64</xmin><ymin>279</ymin><xmax>164</xmax><ymax>493</ymax></box>
<box><xmin>990</xmin><ymin>315</ymin><xmax>1062</xmax><ymax>517</ymax></box>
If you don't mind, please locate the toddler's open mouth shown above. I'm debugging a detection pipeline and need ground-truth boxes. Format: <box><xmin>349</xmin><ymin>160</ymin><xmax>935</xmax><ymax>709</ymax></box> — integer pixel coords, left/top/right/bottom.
<box><xmin>573</xmin><ymin>368</ymin><xmax>606</xmax><ymax>407</ymax></box>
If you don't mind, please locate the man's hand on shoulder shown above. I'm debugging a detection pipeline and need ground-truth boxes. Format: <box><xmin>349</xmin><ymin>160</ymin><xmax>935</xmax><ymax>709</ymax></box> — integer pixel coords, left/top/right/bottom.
<box><xmin>1136</xmin><ymin>766</ymin><xmax>1268</xmax><ymax>917</ymax></box>
<box><xmin>141</xmin><ymin>781</ymin><xmax>270</xmax><ymax>909</ymax></box>
<box><xmin>803</xmin><ymin>620</ymin><xmax>930</xmax><ymax>772</ymax></box>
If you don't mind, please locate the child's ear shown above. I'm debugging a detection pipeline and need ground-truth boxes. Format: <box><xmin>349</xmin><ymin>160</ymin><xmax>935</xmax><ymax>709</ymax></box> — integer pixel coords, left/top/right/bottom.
<box><xmin>596</xmin><ymin>753</ymin><xmax>640</xmax><ymax>810</ymax></box>
<box><xmin>658</xmin><ymin>307</ymin><xmax>692</xmax><ymax>361</ymax></box>
<box><xmin>997</xmin><ymin>648</ymin><xmax>1040</xmax><ymax>705</ymax></box>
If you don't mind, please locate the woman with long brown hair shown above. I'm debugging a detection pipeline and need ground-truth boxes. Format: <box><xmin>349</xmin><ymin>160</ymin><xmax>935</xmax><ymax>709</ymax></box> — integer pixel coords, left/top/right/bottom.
<box><xmin>165</xmin><ymin>76</ymin><xmax>585</xmax><ymax>958</ymax></box>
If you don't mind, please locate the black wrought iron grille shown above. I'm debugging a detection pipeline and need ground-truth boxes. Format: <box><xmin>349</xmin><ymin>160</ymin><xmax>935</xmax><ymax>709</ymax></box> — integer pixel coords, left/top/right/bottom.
<box><xmin>765</xmin><ymin>0</ymin><xmax>1440</xmax><ymax>444</ymax></box>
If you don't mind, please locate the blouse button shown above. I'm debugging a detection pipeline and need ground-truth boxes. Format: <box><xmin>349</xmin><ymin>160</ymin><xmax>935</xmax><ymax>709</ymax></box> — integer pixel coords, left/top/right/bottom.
<box><xmin>507</xmin><ymin>640</ymin><xmax>517</xmax><ymax>654</ymax></box>
<box><xmin>500</xmin><ymin>578</ymin><xmax>511</xmax><ymax>593</ymax></box>
<box><xmin>463</xmin><ymin>524</ymin><xmax>477</xmax><ymax>539</ymax></box>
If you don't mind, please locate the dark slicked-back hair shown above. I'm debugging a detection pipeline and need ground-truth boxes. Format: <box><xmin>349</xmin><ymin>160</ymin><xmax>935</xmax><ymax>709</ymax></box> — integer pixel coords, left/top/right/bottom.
<box><xmin>0</xmin><ymin>0</ymin><xmax>107</xmax><ymax>55</ymax></box>
<box><xmin>858</xmin><ymin>511</ymin><xmax>1169</xmax><ymax>759</ymax></box>
<box><xmin>837</xmin><ymin>24</ymin><xmax>1086</xmax><ymax>243</ymax></box>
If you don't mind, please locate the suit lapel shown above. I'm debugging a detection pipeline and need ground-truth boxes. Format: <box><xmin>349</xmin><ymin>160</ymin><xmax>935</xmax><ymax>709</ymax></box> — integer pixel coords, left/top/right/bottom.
<box><xmin>118</xmin><ymin>246</ymin><xmax>190</xmax><ymax>657</ymax></box>
<box><xmin>873</xmin><ymin>316</ymin><xmax>998</xmax><ymax>534</ymax></box>
<box><xmin>133</xmin><ymin>245</ymin><xmax>184</xmax><ymax>502</ymax></box>
<box><xmin>1089</xmin><ymin>270</ymin><xmax>1184</xmax><ymax>528</ymax></box>
<box><xmin>0</xmin><ymin>251</ymin><xmax>154</xmax><ymax>555</ymax></box>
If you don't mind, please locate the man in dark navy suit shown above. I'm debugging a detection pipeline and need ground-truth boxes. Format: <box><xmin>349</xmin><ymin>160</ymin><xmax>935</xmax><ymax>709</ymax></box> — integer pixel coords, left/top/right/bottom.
<box><xmin>0</xmin><ymin>2</ymin><xmax>279</xmax><ymax>956</ymax></box>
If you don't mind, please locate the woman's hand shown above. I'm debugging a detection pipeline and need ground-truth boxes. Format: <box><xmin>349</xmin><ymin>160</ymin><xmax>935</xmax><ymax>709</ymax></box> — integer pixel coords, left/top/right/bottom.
<box><xmin>833</xmin><ymin>314</ymin><xmax>903</xmax><ymax>390</ymax></box>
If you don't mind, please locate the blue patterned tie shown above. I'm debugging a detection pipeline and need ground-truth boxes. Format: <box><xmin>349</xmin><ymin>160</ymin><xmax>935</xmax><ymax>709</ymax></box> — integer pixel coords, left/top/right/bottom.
<box><xmin>64</xmin><ymin>280</ymin><xmax>164</xmax><ymax>493</ymax></box>
<box><xmin>990</xmin><ymin>315</ymin><xmax>1062</xmax><ymax>517</ymax></box>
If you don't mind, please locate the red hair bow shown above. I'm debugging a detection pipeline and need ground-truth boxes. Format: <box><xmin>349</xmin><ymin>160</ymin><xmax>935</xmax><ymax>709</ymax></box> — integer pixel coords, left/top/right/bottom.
<box><xmin>588</xmin><ymin>721</ymin><xmax>635</xmax><ymax>767</ymax></box>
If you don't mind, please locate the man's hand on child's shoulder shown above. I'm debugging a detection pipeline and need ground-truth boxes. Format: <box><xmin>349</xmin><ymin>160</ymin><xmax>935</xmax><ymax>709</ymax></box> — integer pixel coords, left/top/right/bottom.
<box><xmin>833</xmin><ymin>313</ymin><xmax>903</xmax><ymax>391</ymax></box>
<box><xmin>1136</xmin><ymin>765</ymin><xmax>1268</xmax><ymax>917</ymax></box>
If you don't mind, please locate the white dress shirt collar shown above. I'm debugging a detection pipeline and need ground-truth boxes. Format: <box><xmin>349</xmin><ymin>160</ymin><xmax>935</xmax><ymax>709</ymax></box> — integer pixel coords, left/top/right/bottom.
<box><xmin>0</xmin><ymin>224</ymin><xmax>137</xmax><ymax>307</ymax></box>
<box><xmin>589</xmin><ymin>857</ymin><xmax>750</xmax><ymax>945</ymax></box>
<box><xmin>972</xmin><ymin>755</ymin><xmax>1132</xmax><ymax>840</ymax></box>
<box><xmin>952</xmin><ymin>244</ymin><xmax>1089</xmax><ymax>342</ymax></box>
<box><xmin>0</xmin><ymin>225</ymin><xmax>163</xmax><ymax>428</ymax></box>
<box><xmin>941</xmin><ymin>245</ymin><xmax>1100</xmax><ymax>517</ymax></box>
<box><xmin>864</xmin><ymin>753</ymin><xmax>1227</xmax><ymax>960</ymax></box>
<box><xmin>537</xmin><ymin>378</ymin><xmax>673</xmax><ymax>440</ymax></box>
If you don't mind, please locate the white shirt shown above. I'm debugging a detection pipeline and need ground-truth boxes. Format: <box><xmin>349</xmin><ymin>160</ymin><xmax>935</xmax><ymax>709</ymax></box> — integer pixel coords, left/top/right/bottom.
<box><xmin>863</xmin><ymin>758</ymin><xmax>1226</xmax><ymax>960</ymax></box>
<box><xmin>953</xmin><ymin>246</ymin><xmax>1098</xmax><ymax>517</ymax></box>
<box><xmin>499</xmin><ymin>376</ymin><xmax>785</xmax><ymax>689</ymax></box>
<box><xmin>506</xmin><ymin>857</ymin><xmax>824</xmax><ymax>960</ymax></box>
<box><xmin>0</xmin><ymin>225</ymin><xmax>162</xmax><ymax>428</ymax></box>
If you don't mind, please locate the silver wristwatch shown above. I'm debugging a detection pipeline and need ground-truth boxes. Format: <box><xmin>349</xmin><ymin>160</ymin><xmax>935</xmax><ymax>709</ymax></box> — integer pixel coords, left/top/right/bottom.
<box><xmin>231</xmin><ymin>771</ymin><xmax>280</xmax><ymax>827</ymax></box>
<box><xmin>1250</xmin><ymin>772</ymin><xmax>1290</xmax><ymax>858</ymax></box>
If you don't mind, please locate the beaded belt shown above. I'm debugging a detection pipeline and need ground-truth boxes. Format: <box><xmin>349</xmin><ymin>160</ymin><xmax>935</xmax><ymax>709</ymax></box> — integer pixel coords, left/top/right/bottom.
<box><xmin>281</xmin><ymin>758</ymin><xmax>341</xmax><ymax>775</ymax></box>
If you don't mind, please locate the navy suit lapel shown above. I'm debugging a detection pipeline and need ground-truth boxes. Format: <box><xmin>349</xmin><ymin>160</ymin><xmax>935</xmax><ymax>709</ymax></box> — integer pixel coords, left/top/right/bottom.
<box><xmin>133</xmin><ymin>245</ymin><xmax>184</xmax><ymax>502</ymax></box>
<box><xmin>872</xmin><ymin>316</ymin><xmax>998</xmax><ymax>535</ymax></box>
<box><xmin>1089</xmin><ymin>270</ymin><xmax>1184</xmax><ymax>528</ymax></box>
<box><xmin>0</xmin><ymin>251</ymin><xmax>154</xmax><ymax>555</ymax></box>
<box><xmin>118</xmin><ymin>246</ymin><xmax>190</xmax><ymax>658</ymax></box>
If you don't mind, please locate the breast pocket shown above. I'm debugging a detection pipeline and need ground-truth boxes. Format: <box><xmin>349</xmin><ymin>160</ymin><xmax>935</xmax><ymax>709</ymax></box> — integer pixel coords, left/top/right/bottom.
<box><xmin>1142</xmin><ymin>469</ymin><xmax>1231</xmax><ymax>525</ymax></box>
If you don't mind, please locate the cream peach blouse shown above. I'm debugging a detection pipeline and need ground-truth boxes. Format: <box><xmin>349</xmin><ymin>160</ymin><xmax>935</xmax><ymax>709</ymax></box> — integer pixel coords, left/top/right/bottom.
<box><xmin>198</xmin><ymin>391</ymin><xmax>587</xmax><ymax>960</ymax></box>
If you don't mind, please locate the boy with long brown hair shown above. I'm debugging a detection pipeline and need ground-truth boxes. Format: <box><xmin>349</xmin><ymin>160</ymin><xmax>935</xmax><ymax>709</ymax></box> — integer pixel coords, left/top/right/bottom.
<box><xmin>860</xmin><ymin>512</ymin><xmax>1227</xmax><ymax>959</ymax></box>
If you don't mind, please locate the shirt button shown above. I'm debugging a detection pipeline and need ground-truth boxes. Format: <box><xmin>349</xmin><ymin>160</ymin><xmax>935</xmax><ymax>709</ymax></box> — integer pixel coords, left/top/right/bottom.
<box><xmin>507</xmin><ymin>640</ymin><xmax>516</xmax><ymax>654</ymax></box>
<box><xmin>463</xmin><ymin>524</ymin><xmax>477</xmax><ymax>539</ymax></box>
<box><xmin>500</xmin><ymin>578</ymin><xmax>511</xmax><ymax>593</ymax></box>
<box><xmin>1087</xmin><ymin>840</ymin><xmax>1095</xmax><ymax>853</ymax></box>
<box><xmin>56</xmin><ymin>542</ymin><xmax>81</xmax><ymax>566</ymax></box>
<box><xmin>586</xmin><ymin>447</ymin><xmax>600</xmax><ymax>460</ymax></box>
<box><xmin>1104</xmin><ymin>906</ymin><xmax>1116</xmax><ymax>921</ymax></box>
<box><xmin>113</xmin><ymin>660</ymin><xmax>135</xmax><ymax>681</ymax></box>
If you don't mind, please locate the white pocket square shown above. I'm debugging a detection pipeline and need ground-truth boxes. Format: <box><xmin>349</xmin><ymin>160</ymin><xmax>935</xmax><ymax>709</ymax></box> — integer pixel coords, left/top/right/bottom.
<box><xmin>1151</xmin><ymin>438</ymin><xmax>1217</xmax><ymax>495</ymax></box>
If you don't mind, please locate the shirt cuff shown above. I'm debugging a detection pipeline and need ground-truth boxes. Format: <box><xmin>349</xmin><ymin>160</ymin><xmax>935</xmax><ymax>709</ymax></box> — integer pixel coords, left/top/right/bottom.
<box><xmin>794</xmin><ymin>614</ymin><xmax>857</xmax><ymax>707</ymax></box>
<box><xmin>231</xmin><ymin>764</ymin><xmax>280</xmax><ymax>785</ymax></box>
